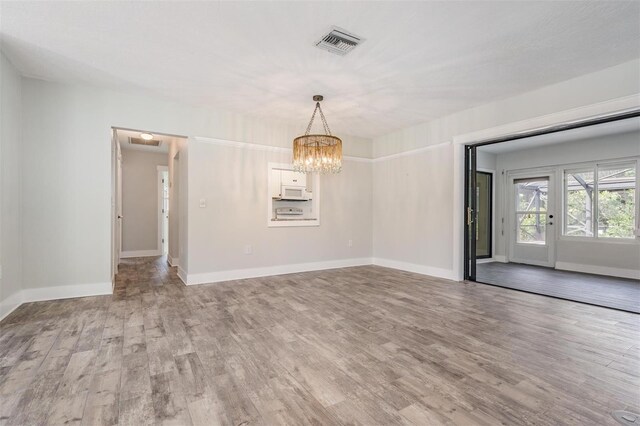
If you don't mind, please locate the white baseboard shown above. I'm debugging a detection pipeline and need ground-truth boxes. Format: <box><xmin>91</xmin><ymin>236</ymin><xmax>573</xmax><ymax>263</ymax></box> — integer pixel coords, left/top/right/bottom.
<box><xmin>0</xmin><ymin>281</ymin><xmax>112</xmax><ymax>322</ymax></box>
<box><xmin>476</xmin><ymin>258</ymin><xmax>494</xmax><ymax>264</ymax></box>
<box><xmin>0</xmin><ymin>291</ymin><xmax>24</xmax><ymax>322</ymax></box>
<box><xmin>186</xmin><ymin>258</ymin><xmax>373</xmax><ymax>286</ymax></box>
<box><xmin>22</xmin><ymin>282</ymin><xmax>113</xmax><ymax>303</ymax></box>
<box><xmin>494</xmin><ymin>255</ymin><xmax>507</xmax><ymax>263</ymax></box>
<box><xmin>555</xmin><ymin>261</ymin><xmax>640</xmax><ymax>280</ymax></box>
<box><xmin>372</xmin><ymin>258</ymin><xmax>457</xmax><ymax>281</ymax></box>
<box><xmin>121</xmin><ymin>250</ymin><xmax>161</xmax><ymax>258</ymax></box>
<box><xmin>177</xmin><ymin>267</ymin><xmax>187</xmax><ymax>284</ymax></box>
<box><xmin>168</xmin><ymin>255</ymin><xmax>179</xmax><ymax>267</ymax></box>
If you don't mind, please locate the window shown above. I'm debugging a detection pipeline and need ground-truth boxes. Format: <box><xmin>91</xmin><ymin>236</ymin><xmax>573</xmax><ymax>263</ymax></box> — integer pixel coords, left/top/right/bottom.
<box><xmin>563</xmin><ymin>161</ymin><xmax>637</xmax><ymax>239</ymax></box>
<box><xmin>597</xmin><ymin>164</ymin><xmax>636</xmax><ymax>238</ymax></box>
<box><xmin>515</xmin><ymin>178</ymin><xmax>548</xmax><ymax>244</ymax></box>
<box><xmin>564</xmin><ymin>169</ymin><xmax>594</xmax><ymax>237</ymax></box>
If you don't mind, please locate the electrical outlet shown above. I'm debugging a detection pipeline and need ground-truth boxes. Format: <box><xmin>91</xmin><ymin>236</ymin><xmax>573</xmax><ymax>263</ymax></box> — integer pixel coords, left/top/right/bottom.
<box><xmin>244</xmin><ymin>245</ymin><xmax>253</xmax><ymax>255</ymax></box>
<box><xmin>199</xmin><ymin>198</ymin><xmax>206</xmax><ymax>208</ymax></box>
<box><xmin>348</xmin><ymin>240</ymin><xmax>353</xmax><ymax>247</ymax></box>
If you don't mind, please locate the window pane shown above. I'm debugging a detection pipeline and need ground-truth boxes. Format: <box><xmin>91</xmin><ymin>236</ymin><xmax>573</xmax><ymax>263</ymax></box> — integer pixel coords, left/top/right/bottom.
<box><xmin>517</xmin><ymin>213</ymin><xmax>546</xmax><ymax>244</ymax></box>
<box><xmin>564</xmin><ymin>170</ymin><xmax>594</xmax><ymax>237</ymax></box>
<box><xmin>597</xmin><ymin>164</ymin><xmax>636</xmax><ymax>239</ymax></box>
<box><xmin>516</xmin><ymin>179</ymin><xmax>548</xmax><ymax>212</ymax></box>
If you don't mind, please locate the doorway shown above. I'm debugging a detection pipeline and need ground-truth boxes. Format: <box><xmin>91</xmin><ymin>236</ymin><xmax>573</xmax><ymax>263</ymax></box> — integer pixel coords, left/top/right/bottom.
<box><xmin>508</xmin><ymin>172</ymin><xmax>555</xmax><ymax>267</ymax></box>
<box><xmin>111</xmin><ymin>127</ymin><xmax>187</xmax><ymax>283</ymax></box>
<box><xmin>464</xmin><ymin>111</ymin><xmax>640</xmax><ymax>313</ymax></box>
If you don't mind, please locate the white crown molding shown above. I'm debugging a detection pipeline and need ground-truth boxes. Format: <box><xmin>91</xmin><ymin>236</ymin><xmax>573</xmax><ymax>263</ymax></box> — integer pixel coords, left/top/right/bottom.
<box><xmin>186</xmin><ymin>258</ymin><xmax>373</xmax><ymax>286</ymax></box>
<box><xmin>121</xmin><ymin>250</ymin><xmax>162</xmax><ymax>258</ymax></box>
<box><xmin>192</xmin><ymin>136</ymin><xmax>372</xmax><ymax>163</ymax></box>
<box><xmin>372</xmin><ymin>258</ymin><xmax>457</xmax><ymax>281</ymax></box>
<box><xmin>555</xmin><ymin>262</ymin><xmax>640</xmax><ymax>280</ymax></box>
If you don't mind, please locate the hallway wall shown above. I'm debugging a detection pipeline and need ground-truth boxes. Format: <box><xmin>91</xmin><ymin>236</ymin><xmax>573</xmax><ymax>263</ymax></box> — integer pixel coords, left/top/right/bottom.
<box><xmin>0</xmin><ymin>51</ymin><xmax>23</xmax><ymax>318</ymax></box>
<box><xmin>120</xmin><ymin>149</ymin><xmax>168</xmax><ymax>255</ymax></box>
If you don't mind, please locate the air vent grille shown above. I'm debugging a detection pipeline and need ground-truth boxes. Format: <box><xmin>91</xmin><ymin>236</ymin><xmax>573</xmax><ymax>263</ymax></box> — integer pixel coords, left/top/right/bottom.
<box><xmin>315</xmin><ymin>27</ymin><xmax>363</xmax><ymax>56</ymax></box>
<box><xmin>129</xmin><ymin>137</ymin><xmax>161</xmax><ymax>147</ymax></box>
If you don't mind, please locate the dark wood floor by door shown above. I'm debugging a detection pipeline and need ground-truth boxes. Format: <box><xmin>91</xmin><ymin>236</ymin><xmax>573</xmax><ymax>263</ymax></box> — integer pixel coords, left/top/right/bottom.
<box><xmin>476</xmin><ymin>261</ymin><xmax>640</xmax><ymax>313</ymax></box>
<box><xmin>1</xmin><ymin>257</ymin><xmax>638</xmax><ymax>425</ymax></box>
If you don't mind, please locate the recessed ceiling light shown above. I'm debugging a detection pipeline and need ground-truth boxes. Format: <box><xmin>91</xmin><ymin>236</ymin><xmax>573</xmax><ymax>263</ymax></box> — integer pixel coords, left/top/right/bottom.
<box><xmin>140</xmin><ymin>133</ymin><xmax>154</xmax><ymax>141</ymax></box>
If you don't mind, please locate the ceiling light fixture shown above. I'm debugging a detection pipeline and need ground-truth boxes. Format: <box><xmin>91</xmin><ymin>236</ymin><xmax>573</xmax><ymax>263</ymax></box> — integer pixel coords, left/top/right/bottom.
<box><xmin>293</xmin><ymin>95</ymin><xmax>342</xmax><ymax>174</ymax></box>
<box><xmin>140</xmin><ymin>132</ymin><xmax>154</xmax><ymax>141</ymax></box>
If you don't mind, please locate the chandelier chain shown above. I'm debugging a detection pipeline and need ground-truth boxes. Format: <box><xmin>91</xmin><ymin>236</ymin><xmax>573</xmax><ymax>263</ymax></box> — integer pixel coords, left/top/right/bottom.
<box><xmin>304</xmin><ymin>102</ymin><xmax>332</xmax><ymax>136</ymax></box>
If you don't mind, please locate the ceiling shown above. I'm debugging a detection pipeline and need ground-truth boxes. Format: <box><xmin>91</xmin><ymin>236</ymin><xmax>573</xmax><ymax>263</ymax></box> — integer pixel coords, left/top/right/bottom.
<box><xmin>116</xmin><ymin>128</ymin><xmax>184</xmax><ymax>154</ymax></box>
<box><xmin>478</xmin><ymin>116</ymin><xmax>640</xmax><ymax>154</ymax></box>
<box><xmin>1</xmin><ymin>2</ymin><xmax>639</xmax><ymax>138</ymax></box>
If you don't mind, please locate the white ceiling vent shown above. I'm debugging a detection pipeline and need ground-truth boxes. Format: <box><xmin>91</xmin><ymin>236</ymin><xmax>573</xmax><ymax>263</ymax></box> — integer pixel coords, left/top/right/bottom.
<box><xmin>315</xmin><ymin>27</ymin><xmax>364</xmax><ymax>56</ymax></box>
<box><xmin>129</xmin><ymin>137</ymin><xmax>161</xmax><ymax>147</ymax></box>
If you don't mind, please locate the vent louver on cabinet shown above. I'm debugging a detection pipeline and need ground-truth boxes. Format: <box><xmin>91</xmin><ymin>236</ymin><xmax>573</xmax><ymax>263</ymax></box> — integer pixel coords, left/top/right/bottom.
<box><xmin>129</xmin><ymin>137</ymin><xmax>161</xmax><ymax>147</ymax></box>
<box><xmin>315</xmin><ymin>27</ymin><xmax>364</xmax><ymax>56</ymax></box>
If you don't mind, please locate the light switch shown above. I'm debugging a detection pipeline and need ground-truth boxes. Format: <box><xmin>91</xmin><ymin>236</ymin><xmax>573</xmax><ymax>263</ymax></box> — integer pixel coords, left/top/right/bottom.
<box><xmin>244</xmin><ymin>245</ymin><xmax>253</xmax><ymax>255</ymax></box>
<box><xmin>199</xmin><ymin>198</ymin><xmax>206</xmax><ymax>208</ymax></box>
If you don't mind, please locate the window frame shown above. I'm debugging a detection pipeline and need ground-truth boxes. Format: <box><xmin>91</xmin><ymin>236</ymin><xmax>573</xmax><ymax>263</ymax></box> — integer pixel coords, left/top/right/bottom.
<box><xmin>561</xmin><ymin>158</ymin><xmax>639</xmax><ymax>243</ymax></box>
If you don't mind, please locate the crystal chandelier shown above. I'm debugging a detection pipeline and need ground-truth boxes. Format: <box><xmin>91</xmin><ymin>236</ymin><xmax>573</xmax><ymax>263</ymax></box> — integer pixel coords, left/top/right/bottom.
<box><xmin>293</xmin><ymin>95</ymin><xmax>342</xmax><ymax>174</ymax></box>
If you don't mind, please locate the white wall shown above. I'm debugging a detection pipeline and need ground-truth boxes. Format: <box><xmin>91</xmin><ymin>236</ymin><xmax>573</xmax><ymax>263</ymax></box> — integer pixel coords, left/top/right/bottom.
<box><xmin>19</xmin><ymin>77</ymin><xmax>371</xmax><ymax>294</ymax></box>
<box><xmin>0</xmin><ymin>51</ymin><xmax>23</xmax><ymax>318</ymax></box>
<box><xmin>120</xmin><ymin>149</ymin><xmax>168</xmax><ymax>254</ymax></box>
<box><xmin>490</xmin><ymin>130</ymin><xmax>640</xmax><ymax>277</ymax></box>
<box><xmin>186</xmin><ymin>139</ymin><xmax>372</xmax><ymax>283</ymax></box>
<box><xmin>372</xmin><ymin>59</ymin><xmax>640</xmax><ymax>280</ymax></box>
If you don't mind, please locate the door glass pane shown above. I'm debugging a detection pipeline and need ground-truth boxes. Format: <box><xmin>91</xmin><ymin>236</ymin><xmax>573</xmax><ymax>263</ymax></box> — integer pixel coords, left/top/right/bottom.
<box><xmin>516</xmin><ymin>179</ymin><xmax>548</xmax><ymax>212</ymax></box>
<box><xmin>476</xmin><ymin>172</ymin><xmax>492</xmax><ymax>258</ymax></box>
<box><xmin>515</xmin><ymin>178</ymin><xmax>548</xmax><ymax>245</ymax></box>
<box><xmin>517</xmin><ymin>213</ymin><xmax>546</xmax><ymax>244</ymax></box>
<box><xmin>564</xmin><ymin>170</ymin><xmax>595</xmax><ymax>237</ymax></box>
<box><xmin>597</xmin><ymin>163</ymin><xmax>636</xmax><ymax>238</ymax></box>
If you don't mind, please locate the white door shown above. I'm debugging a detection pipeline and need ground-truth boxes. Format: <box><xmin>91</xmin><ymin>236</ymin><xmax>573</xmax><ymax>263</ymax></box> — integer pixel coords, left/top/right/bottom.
<box><xmin>111</xmin><ymin>129</ymin><xmax>123</xmax><ymax>278</ymax></box>
<box><xmin>508</xmin><ymin>172</ymin><xmax>556</xmax><ymax>267</ymax></box>
<box><xmin>116</xmin><ymin>140</ymin><xmax>123</xmax><ymax>268</ymax></box>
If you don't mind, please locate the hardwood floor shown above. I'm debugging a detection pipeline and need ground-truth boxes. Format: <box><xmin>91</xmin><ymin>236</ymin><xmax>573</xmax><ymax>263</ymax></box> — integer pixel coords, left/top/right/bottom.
<box><xmin>1</xmin><ymin>256</ymin><xmax>638</xmax><ymax>425</ymax></box>
<box><xmin>476</xmin><ymin>261</ymin><xmax>640</xmax><ymax>313</ymax></box>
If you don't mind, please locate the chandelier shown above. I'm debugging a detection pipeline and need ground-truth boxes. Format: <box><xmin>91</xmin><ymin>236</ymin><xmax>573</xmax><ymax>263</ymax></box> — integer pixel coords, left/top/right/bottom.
<box><xmin>293</xmin><ymin>95</ymin><xmax>342</xmax><ymax>174</ymax></box>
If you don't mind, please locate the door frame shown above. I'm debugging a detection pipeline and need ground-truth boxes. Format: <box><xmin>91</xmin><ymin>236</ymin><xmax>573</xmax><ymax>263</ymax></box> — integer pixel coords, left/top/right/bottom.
<box><xmin>506</xmin><ymin>169</ymin><xmax>556</xmax><ymax>268</ymax></box>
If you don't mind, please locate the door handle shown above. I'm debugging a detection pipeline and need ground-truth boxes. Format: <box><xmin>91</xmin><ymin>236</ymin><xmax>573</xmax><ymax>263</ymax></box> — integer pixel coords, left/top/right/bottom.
<box><xmin>118</xmin><ymin>215</ymin><xmax>123</xmax><ymax>219</ymax></box>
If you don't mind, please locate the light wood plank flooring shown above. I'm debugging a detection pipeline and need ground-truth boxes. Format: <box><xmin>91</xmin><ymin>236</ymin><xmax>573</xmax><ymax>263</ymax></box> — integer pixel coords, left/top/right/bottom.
<box><xmin>476</xmin><ymin>262</ymin><xmax>640</xmax><ymax>313</ymax></box>
<box><xmin>1</xmin><ymin>256</ymin><xmax>638</xmax><ymax>425</ymax></box>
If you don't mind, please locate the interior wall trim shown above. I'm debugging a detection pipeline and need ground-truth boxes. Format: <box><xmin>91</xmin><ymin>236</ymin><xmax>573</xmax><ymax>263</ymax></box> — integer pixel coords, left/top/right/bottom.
<box><xmin>555</xmin><ymin>261</ymin><xmax>640</xmax><ymax>280</ymax></box>
<box><xmin>372</xmin><ymin>258</ymin><xmax>457</xmax><ymax>281</ymax></box>
<box><xmin>0</xmin><ymin>291</ymin><xmax>23</xmax><ymax>322</ymax></box>
<box><xmin>167</xmin><ymin>255</ymin><xmax>179</xmax><ymax>267</ymax></box>
<box><xmin>121</xmin><ymin>250</ymin><xmax>162</xmax><ymax>258</ymax></box>
<box><xmin>192</xmin><ymin>136</ymin><xmax>372</xmax><ymax>162</ymax></box>
<box><xmin>371</xmin><ymin>141</ymin><xmax>452</xmax><ymax>163</ymax></box>
<box><xmin>1</xmin><ymin>281</ymin><xmax>113</xmax><ymax>322</ymax></box>
<box><xmin>185</xmin><ymin>258</ymin><xmax>373</xmax><ymax>285</ymax></box>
